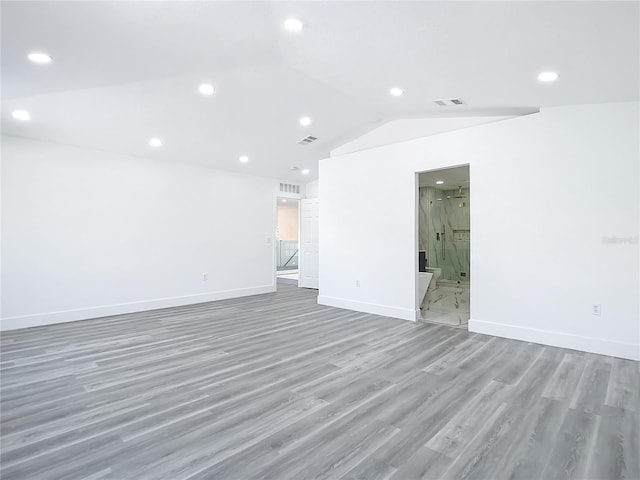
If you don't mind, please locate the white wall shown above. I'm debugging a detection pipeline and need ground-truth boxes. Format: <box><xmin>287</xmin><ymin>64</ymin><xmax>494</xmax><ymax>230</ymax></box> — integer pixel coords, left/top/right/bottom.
<box><xmin>330</xmin><ymin>115</ymin><xmax>521</xmax><ymax>157</ymax></box>
<box><xmin>277</xmin><ymin>203</ymin><xmax>299</xmax><ymax>241</ymax></box>
<box><xmin>1</xmin><ymin>136</ymin><xmax>278</xmax><ymax>330</ymax></box>
<box><xmin>305</xmin><ymin>179</ymin><xmax>319</xmax><ymax>199</ymax></box>
<box><xmin>319</xmin><ymin>102</ymin><xmax>639</xmax><ymax>360</ymax></box>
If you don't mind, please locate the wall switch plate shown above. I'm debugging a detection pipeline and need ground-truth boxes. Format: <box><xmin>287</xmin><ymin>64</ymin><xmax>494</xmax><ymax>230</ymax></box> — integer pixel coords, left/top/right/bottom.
<box><xmin>356</xmin><ymin>280</ymin><xmax>360</xmax><ymax>287</ymax></box>
<box><xmin>592</xmin><ymin>304</ymin><xmax>601</xmax><ymax>315</ymax></box>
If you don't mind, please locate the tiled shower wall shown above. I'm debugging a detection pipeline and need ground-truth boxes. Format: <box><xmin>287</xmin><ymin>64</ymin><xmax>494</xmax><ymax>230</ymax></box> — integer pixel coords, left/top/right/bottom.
<box><xmin>419</xmin><ymin>186</ymin><xmax>470</xmax><ymax>282</ymax></box>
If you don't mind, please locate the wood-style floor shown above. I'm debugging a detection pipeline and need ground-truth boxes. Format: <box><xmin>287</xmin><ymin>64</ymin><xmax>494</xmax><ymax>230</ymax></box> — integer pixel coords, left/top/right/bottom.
<box><xmin>1</xmin><ymin>285</ymin><xmax>638</xmax><ymax>480</ymax></box>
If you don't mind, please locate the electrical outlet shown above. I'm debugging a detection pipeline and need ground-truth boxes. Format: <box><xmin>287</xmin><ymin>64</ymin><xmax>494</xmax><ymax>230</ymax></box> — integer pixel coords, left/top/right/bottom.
<box><xmin>592</xmin><ymin>304</ymin><xmax>601</xmax><ymax>315</ymax></box>
<box><xmin>356</xmin><ymin>280</ymin><xmax>360</xmax><ymax>287</ymax></box>
<box><xmin>202</xmin><ymin>273</ymin><xmax>208</xmax><ymax>282</ymax></box>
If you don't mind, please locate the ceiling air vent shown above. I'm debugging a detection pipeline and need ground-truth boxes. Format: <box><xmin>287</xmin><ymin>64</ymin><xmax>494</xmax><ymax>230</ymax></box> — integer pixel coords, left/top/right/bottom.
<box><xmin>433</xmin><ymin>98</ymin><xmax>465</xmax><ymax>106</ymax></box>
<box><xmin>279</xmin><ymin>183</ymin><xmax>300</xmax><ymax>194</ymax></box>
<box><xmin>298</xmin><ymin>135</ymin><xmax>318</xmax><ymax>145</ymax></box>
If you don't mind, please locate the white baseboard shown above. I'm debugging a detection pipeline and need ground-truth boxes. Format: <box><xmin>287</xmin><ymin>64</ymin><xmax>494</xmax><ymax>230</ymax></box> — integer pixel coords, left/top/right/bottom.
<box><xmin>0</xmin><ymin>284</ymin><xmax>276</xmax><ymax>331</ymax></box>
<box><xmin>469</xmin><ymin>318</ymin><xmax>640</xmax><ymax>361</ymax></box>
<box><xmin>317</xmin><ymin>295</ymin><xmax>416</xmax><ymax>322</ymax></box>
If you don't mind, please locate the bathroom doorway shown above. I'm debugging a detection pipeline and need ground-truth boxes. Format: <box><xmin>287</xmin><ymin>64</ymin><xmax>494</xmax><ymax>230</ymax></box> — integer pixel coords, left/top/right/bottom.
<box><xmin>276</xmin><ymin>197</ymin><xmax>299</xmax><ymax>285</ymax></box>
<box><xmin>417</xmin><ymin>165</ymin><xmax>470</xmax><ymax>327</ymax></box>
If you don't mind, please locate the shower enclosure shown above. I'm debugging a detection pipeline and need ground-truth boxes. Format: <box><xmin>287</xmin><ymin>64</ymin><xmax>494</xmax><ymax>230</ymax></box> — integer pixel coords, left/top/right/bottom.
<box><xmin>419</xmin><ymin>185</ymin><xmax>470</xmax><ymax>284</ymax></box>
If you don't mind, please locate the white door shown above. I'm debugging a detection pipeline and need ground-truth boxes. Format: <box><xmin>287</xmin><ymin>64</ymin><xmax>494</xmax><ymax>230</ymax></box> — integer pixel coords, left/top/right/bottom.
<box><xmin>299</xmin><ymin>199</ymin><xmax>319</xmax><ymax>289</ymax></box>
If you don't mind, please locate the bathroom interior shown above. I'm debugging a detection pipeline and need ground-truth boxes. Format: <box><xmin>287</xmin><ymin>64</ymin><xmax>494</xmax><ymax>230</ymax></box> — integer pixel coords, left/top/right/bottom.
<box><xmin>417</xmin><ymin>165</ymin><xmax>470</xmax><ymax>327</ymax></box>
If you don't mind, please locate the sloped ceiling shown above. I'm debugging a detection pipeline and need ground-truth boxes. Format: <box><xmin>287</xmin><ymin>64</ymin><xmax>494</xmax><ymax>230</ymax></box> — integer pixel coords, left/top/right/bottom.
<box><xmin>2</xmin><ymin>1</ymin><xmax>638</xmax><ymax>181</ymax></box>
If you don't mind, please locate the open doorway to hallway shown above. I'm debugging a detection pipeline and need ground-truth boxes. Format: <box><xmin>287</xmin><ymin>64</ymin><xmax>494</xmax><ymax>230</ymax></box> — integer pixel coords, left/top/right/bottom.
<box><xmin>276</xmin><ymin>197</ymin><xmax>299</xmax><ymax>285</ymax></box>
<box><xmin>417</xmin><ymin>165</ymin><xmax>470</xmax><ymax>328</ymax></box>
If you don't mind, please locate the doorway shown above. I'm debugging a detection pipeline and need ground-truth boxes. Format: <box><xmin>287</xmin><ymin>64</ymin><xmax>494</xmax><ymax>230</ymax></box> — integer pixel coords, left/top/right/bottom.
<box><xmin>276</xmin><ymin>197</ymin><xmax>299</xmax><ymax>285</ymax></box>
<box><xmin>417</xmin><ymin>165</ymin><xmax>470</xmax><ymax>327</ymax></box>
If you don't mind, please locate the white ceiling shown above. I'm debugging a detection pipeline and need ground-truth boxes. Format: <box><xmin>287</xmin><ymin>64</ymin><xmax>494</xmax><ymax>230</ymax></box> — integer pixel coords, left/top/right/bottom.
<box><xmin>2</xmin><ymin>1</ymin><xmax>638</xmax><ymax>182</ymax></box>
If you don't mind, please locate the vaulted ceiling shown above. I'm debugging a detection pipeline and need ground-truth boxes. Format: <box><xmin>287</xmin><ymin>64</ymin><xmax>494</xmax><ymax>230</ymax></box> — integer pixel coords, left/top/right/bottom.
<box><xmin>2</xmin><ymin>1</ymin><xmax>638</xmax><ymax>181</ymax></box>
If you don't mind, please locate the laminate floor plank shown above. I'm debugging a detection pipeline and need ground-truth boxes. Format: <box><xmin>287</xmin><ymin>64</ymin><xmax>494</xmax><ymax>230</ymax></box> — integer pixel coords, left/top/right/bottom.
<box><xmin>586</xmin><ymin>406</ymin><xmax>640</xmax><ymax>480</ymax></box>
<box><xmin>387</xmin><ymin>445</ymin><xmax>450</xmax><ymax>480</ymax></box>
<box><xmin>1</xmin><ymin>285</ymin><xmax>638</xmax><ymax>480</ymax></box>
<box><xmin>539</xmin><ymin>408</ymin><xmax>601</xmax><ymax>480</ymax></box>
<box><xmin>570</xmin><ymin>355</ymin><xmax>613</xmax><ymax>415</ymax></box>
<box><xmin>605</xmin><ymin>357</ymin><xmax>640</xmax><ymax>412</ymax></box>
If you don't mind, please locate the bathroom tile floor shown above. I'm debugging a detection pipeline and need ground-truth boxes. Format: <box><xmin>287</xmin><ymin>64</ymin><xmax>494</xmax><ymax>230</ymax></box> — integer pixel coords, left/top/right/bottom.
<box><xmin>421</xmin><ymin>283</ymin><xmax>470</xmax><ymax>327</ymax></box>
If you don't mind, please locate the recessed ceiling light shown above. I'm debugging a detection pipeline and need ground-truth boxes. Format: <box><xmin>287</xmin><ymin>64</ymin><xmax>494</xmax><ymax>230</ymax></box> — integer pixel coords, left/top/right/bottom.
<box><xmin>299</xmin><ymin>116</ymin><xmax>312</xmax><ymax>127</ymax></box>
<box><xmin>389</xmin><ymin>87</ymin><xmax>404</xmax><ymax>97</ymax></box>
<box><xmin>198</xmin><ymin>83</ymin><xmax>215</xmax><ymax>96</ymax></box>
<box><xmin>301</xmin><ymin>169</ymin><xmax>310</xmax><ymax>175</ymax></box>
<box><xmin>12</xmin><ymin>110</ymin><xmax>30</xmax><ymax>121</ymax></box>
<box><xmin>282</xmin><ymin>199</ymin><xmax>287</xmax><ymax>202</ymax></box>
<box><xmin>284</xmin><ymin>18</ymin><xmax>303</xmax><ymax>33</ymax></box>
<box><xmin>435</xmin><ymin>180</ymin><xmax>444</xmax><ymax>185</ymax></box>
<box><xmin>148</xmin><ymin>138</ymin><xmax>162</xmax><ymax>147</ymax></box>
<box><xmin>239</xmin><ymin>155</ymin><xmax>249</xmax><ymax>163</ymax></box>
<box><xmin>437</xmin><ymin>198</ymin><xmax>443</xmax><ymax>201</ymax></box>
<box><xmin>538</xmin><ymin>71</ymin><xmax>559</xmax><ymax>83</ymax></box>
<box><xmin>27</xmin><ymin>52</ymin><xmax>52</xmax><ymax>64</ymax></box>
